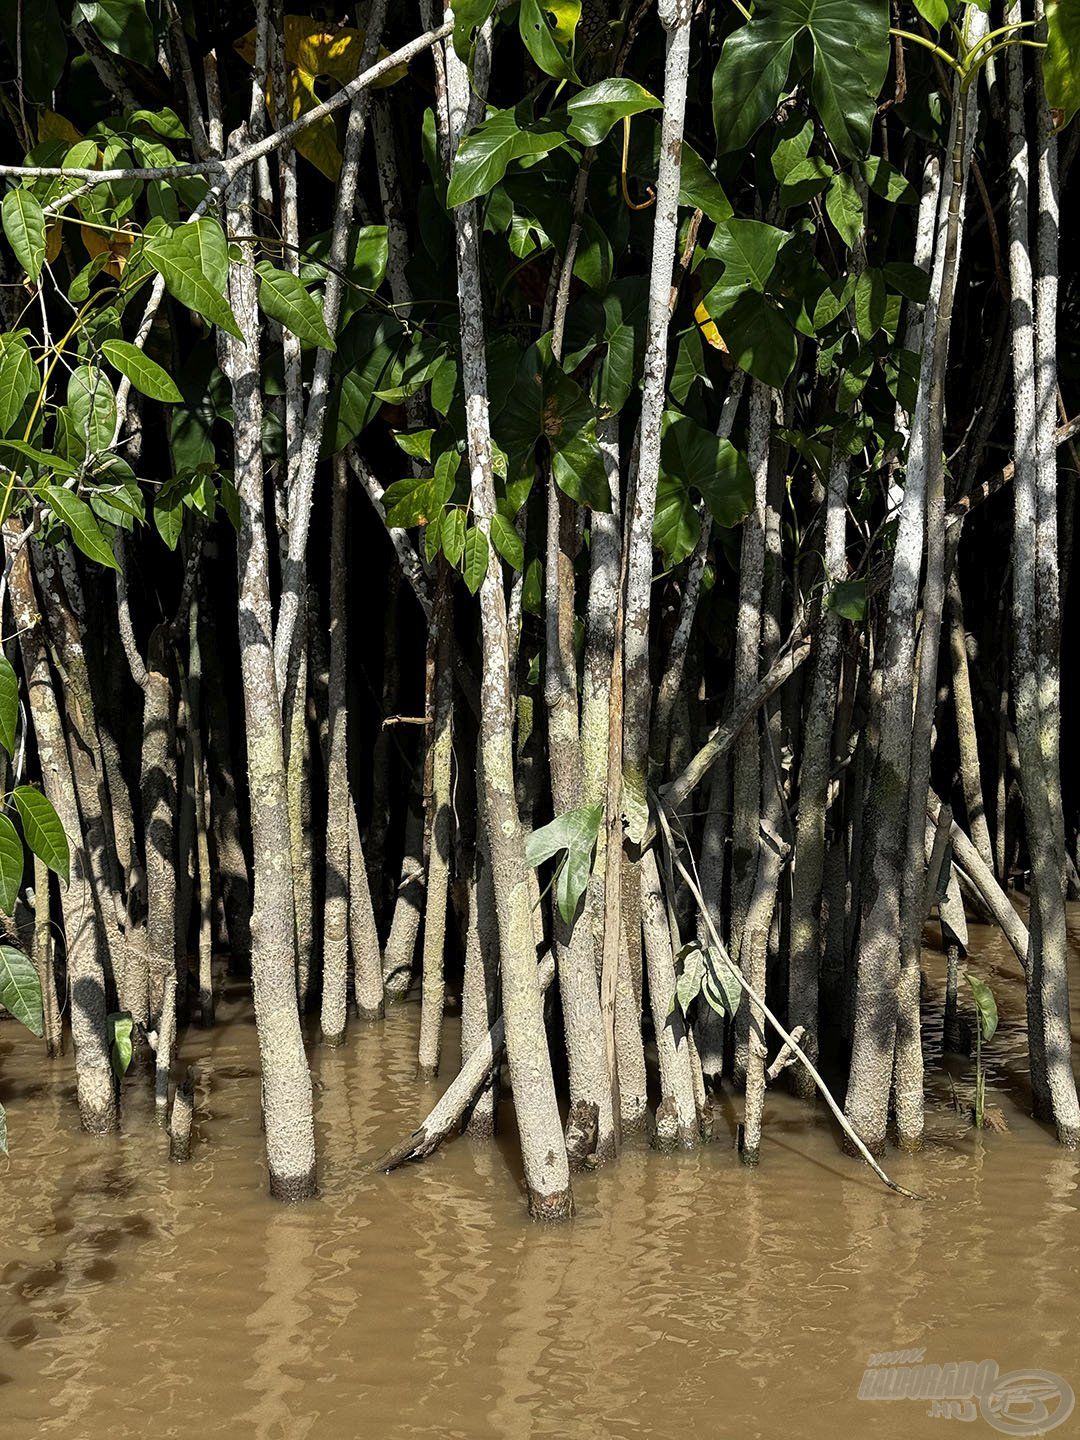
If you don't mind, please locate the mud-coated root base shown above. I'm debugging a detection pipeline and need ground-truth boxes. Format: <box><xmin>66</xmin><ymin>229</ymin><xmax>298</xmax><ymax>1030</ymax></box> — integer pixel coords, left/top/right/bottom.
<box><xmin>565</xmin><ymin>1099</ymin><xmax>599</xmax><ymax>1170</ymax></box>
<box><xmin>528</xmin><ymin>1185</ymin><xmax>574</xmax><ymax>1222</ymax></box>
<box><xmin>416</xmin><ymin>1063</ymin><xmax>438</xmax><ymax>1082</ymax></box>
<box><xmin>1055</xmin><ymin>1121</ymin><xmax>1080</xmax><ymax>1150</ymax></box>
<box><xmin>321</xmin><ymin>1028</ymin><xmax>346</xmax><ymax>1048</ymax></box>
<box><xmin>356</xmin><ymin>1002</ymin><xmax>384</xmax><ymax>1023</ymax></box>
<box><xmin>269</xmin><ymin>1166</ymin><xmax>318</xmax><ymax>1203</ymax></box>
<box><xmin>466</xmin><ymin>1102</ymin><xmax>496</xmax><ymax>1139</ymax></box>
<box><xmin>651</xmin><ymin>1097</ymin><xmax>698</xmax><ymax>1153</ymax></box>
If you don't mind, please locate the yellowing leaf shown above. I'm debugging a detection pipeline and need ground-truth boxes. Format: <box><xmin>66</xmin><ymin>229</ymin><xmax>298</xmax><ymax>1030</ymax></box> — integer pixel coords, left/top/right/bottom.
<box><xmin>236</xmin><ymin>17</ymin><xmax>407</xmax><ymax>180</ymax></box>
<box><xmin>81</xmin><ymin>224</ymin><xmax>136</xmax><ymax>278</ymax></box>
<box><xmin>694</xmin><ymin>299</ymin><xmax>727</xmax><ymax>353</ymax></box>
<box><xmin>45</xmin><ymin>223</ymin><xmax>62</xmax><ymax>264</ymax></box>
<box><xmin>38</xmin><ymin>110</ymin><xmax>83</xmax><ymax>146</ymax></box>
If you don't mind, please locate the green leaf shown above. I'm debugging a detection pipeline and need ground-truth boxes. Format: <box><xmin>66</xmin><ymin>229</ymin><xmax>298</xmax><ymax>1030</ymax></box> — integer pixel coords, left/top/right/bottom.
<box><xmin>0</xmin><ymin>814</ymin><xmax>23</xmax><ymax>915</ymax></box>
<box><xmin>862</xmin><ymin>156</ymin><xmax>917</xmax><ymax>205</ymax></box>
<box><xmin>673</xmin><ymin>943</ymin><xmax>707</xmax><ymax>1017</ymax></box>
<box><xmin>256</xmin><ymin>262</ymin><xmax>335</xmax><ymax>349</ymax></box>
<box><xmin>660</xmin><ymin>413</ymin><xmax>754</xmax><ymax>528</ymax></box>
<box><xmin>462</xmin><ymin>525</ymin><xmax>489</xmax><ymax>594</ymax></box>
<box><xmin>1045</xmin><ymin>1</ymin><xmax>1080</xmax><ymax>128</ymax></box>
<box><xmin>965</xmin><ymin>973</ymin><xmax>999</xmax><ymax>1043</ymax></box>
<box><xmin>67</xmin><ymin>365</ymin><xmax>117</xmax><ymax>455</ymax></box>
<box><xmin>13</xmin><ymin>787</ymin><xmax>69</xmax><ymax>884</ymax></box>
<box><xmin>0</xmin><ymin>655</ymin><xmax>17</xmax><ymax>757</ymax></box>
<box><xmin>108</xmin><ymin>1011</ymin><xmax>134</xmax><ymax>1079</ymax></box>
<box><xmin>0</xmin><ymin>944</ymin><xmax>42</xmax><ymax>1036</ymax></box>
<box><xmin>826</xmin><ymin>578</ymin><xmax>866</xmax><ymax>621</ymax></box>
<box><xmin>490</xmin><ymin>512</ymin><xmax>524</xmax><ymax>570</ymax></box>
<box><xmin>854</xmin><ymin>268</ymin><xmax>887</xmax><ymax>339</ymax></box>
<box><xmin>565</xmin><ymin>78</ymin><xmax>660</xmax><ymax>145</ymax></box>
<box><xmin>447</xmin><ymin>110</ymin><xmax>568</xmax><ymax>207</ymax></box>
<box><xmin>519</xmin><ymin>0</ymin><xmax>580</xmax><ymax>81</ymax></box>
<box><xmin>2</xmin><ymin>189</ymin><xmax>46</xmax><ymax>283</ymax></box>
<box><xmin>884</xmin><ymin>262</ymin><xmax>931</xmax><ymax>304</ymax></box>
<box><xmin>701</xmin><ymin>949</ymin><xmax>742</xmax><ymax>1018</ymax></box>
<box><xmin>442</xmin><ymin>507</ymin><xmax>466</xmax><ymax>566</ymax></box>
<box><xmin>713</xmin><ymin>0</ymin><xmax>890</xmax><ymax>159</ymax></box>
<box><xmin>146</xmin><ymin>226</ymin><xmax>241</xmax><ymax>340</ymax></box>
<box><xmin>46</xmin><ymin>486</ymin><xmax>119</xmax><ymax>570</ymax></box>
<box><xmin>72</xmin><ymin>0</ymin><xmax>155</xmax><ymax>70</ymax></box>
<box><xmin>153</xmin><ymin>480</ymin><xmax>188</xmax><ymax>550</ymax></box>
<box><xmin>101</xmin><ymin>339</ymin><xmax>183</xmax><ymax>402</ymax></box>
<box><xmin>0</xmin><ymin>1</ymin><xmax>66</xmax><ymax>103</ymax></box>
<box><xmin>913</xmin><ymin>0</ymin><xmax>949</xmax><ymax>28</ymax></box>
<box><xmin>825</xmin><ymin>171</ymin><xmax>864</xmax><ymax>248</ymax></box>
<box><xmin>706</xmin><ymin>218</ymin><xmax>789</xmax><ymax>300</ymax></box>
<box><xmin>653</xmin><ymin>475</ymin><xmax>701</xmax><ymax>567</ymax></box>
<box><xmin>711</xmin><ymin>290</ymin><xmax>798</xmax><ymax>388</ymax></box>
<box><xmin>0</xmin><ymin>335</ymin><xmax>37</xmax><ymax>435</ymax></box>
<box><xmin>525</xmin><ymin>802</ymin><xmax>602</xmax><ymax>925</ymax></box>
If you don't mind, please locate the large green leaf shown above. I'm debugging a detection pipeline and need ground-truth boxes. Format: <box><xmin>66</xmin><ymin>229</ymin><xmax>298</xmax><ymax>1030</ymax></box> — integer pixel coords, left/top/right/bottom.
<box><xmin>101</xmin><ymin>339</ymin><xmax>183</xmax><ymax>402</ymax></box>
<box><xmin>67</xmin><ymin>365</ymin><xmax>117</xmax><ymax>456</ymax></box>
<box><xmin>72</xmin><ymin>0</ymin><xmax>155</xmax><ymax>70</ymax></box>
<box><xmin>47</xmin><ymin>486</ymin><xmax>120</xmax><ymax>571</ymax></box>
<box><xmin>713</xmin><ymin>290</ymin><xmax>799</xmax><ymax>388</ymax></box>
<box><xmin>660</xmin><ymin>413</ymin><xmax>754</xmax><ymax>528</ymax></box>
<box><xmin>0</xmin><ymin>335</ymin><xmax>37</xmax><ymax>436</ymax></box>
<box><xmin>108</xmin><ymin>1012</ymin><xmax>134</xmax><ymax>1079</ymax></box>
<box><xmin>0</xmin><ymin>0</ymin><xmax>66</xmax><ymax>102</ymax></box>
<box><xmin>519</xmin><ymin>0</ymin><xmax>581</xmax><ymax>81</ymax></box>
<box><xmin>713</xmin><ymin>0</ymin><xmax>890</xmax><ymax>159</ymax></box>
<box><xmin>462</xmin><ymin>525</ymin><xmax>489</xmax><ymax>594</ymax></box>
<box><xmin>654</xmin><ymin>475</ymin><xmax>701</xmax><ymax>567</ymax></box>
<box><xmin>525</xmin><ymin>802</ymin><xmax>602</xmax><ymax>925</ymax></box>
<box><xmin>447</xmin><ymin>110</ymin><xmax>567</xmax><ymax>207</ymax></box>
<box><xmin>0</xmin><ymin>945</ymin><xmax>43</xmax><ymax>1036</ymax></box>
<box><xmin>146</xmin><ymin>226</ymin><xmax>241</xmax><ymax>340</ymax></box>
<box><xmin>565</xmin><ymin>78</ymin><xmax>660</xmax><ymax>146</ymax></box>
<box><xmin>705</xmin><ymin>219</ymin><xmax>789</xmax><ymax>303</ymax></box>
<box><xmin>2</xmin><ymin>190</ymin><xmax>46</xmax><ymax>284</ymax></box>
<box><xmin>13</xmin><ymin>786</ymin><xmax>69</xmax><ymax>884</ymax></box>
<box><xmin>1045</xmin><ymin>1</ymin><xmax>1080</xmax><ymax>127</ymax></box>
<box><xmin>256</xmin><ymin>262</ymin><xmax>335</xmax><ymax>349</ymax></box>
<box><xmin>0</xmin><ymin>813</ymin><xmax>23</xmax><ymax>915</ymax></box>
<box><xmin>0</xmin><ymin>655</ymin><xmax>17</xmax><ymax>757</ymax></box>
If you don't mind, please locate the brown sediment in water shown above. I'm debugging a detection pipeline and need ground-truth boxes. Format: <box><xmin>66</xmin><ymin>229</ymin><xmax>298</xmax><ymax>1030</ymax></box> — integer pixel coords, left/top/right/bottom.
<box><xmin>1</xmin><ymin>912</ymin><xmax>1079</xmax><ymax>1439</ymax></box>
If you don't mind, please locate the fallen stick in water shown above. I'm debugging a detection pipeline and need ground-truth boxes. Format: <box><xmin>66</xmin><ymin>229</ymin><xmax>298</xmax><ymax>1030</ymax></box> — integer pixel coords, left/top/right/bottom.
<box><xmin>927</xmin><ymin>793</ymin><xmax>1029</xmax><ymax>972</ymax></box>
<box><xmin>656</xmin><ymin>802</ymin><xmax>921</xmax><ymax>1199</ymax></box>
<box><xmin>372</xmin><ymin>954</ymin><xmax>556</xmax><ymax>1172</ymax></box>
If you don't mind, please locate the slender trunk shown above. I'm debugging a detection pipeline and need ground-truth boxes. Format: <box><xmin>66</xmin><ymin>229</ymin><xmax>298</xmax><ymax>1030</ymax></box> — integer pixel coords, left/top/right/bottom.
<box><xmin>33</xmin><ymin>853</ymin><xmax>60</xmax><ymax>1057</ymax></box>
<box><xmin>640</xmin><ymin>848</ymin><xmax>697</xmax><ymax>1149</ymax></box>
<box><xmin>946</xmin><ymin>573</ymin><xmax>994</xmax><ymax>870</ymax></box>
<box><xmin>321</xmin><ymin>455</ymin><xmax>351</xmax><ymax>1047</ymax></box>
<box><xmin>5</xmin><ymin>524</ymin><xmax>116</xmax><ymax>1133</ymax></box>
<box><xmin>418</xmin><ymin>571</ymin><xmax>453</xmax><ymax>1079</ymax></box>
<box><xmin>224</xmin><ymin>144</ymin><xmax>316</xmax><ymax>1200</ymax></box>
<box><xmin>442</xmin><ymin>22</ymin><xmax>571</xmax><ymax>1218</ymax></box>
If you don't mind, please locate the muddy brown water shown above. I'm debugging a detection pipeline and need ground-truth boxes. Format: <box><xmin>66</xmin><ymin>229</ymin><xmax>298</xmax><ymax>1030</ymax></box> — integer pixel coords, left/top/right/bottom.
<box><xmin>2</xmin><ymin>912</ymin><xmax>1080</xmax><ymax>1439</ymax></box>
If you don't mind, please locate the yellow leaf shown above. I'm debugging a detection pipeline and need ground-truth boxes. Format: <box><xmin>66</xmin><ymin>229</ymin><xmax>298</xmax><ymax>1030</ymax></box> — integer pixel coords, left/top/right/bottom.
<box><xmin>38</xmin><ymin>110</ymin><xmax>83</xmax><ymax>147</ymax></box>
<box><xmin>81</xmin><ymin>225</ymin><xmax>135</xmax><ymax>279</ymax></box>
<box><xmin>694</xmin><ymin>300</ymin><xmax>727</xmax><ymax>353</ymax></box>
<box><xmin>236</xmin><ymin>17</ymin><xmax>407</xmax><ymax>179</ymax></box>
<box><xmin>45</xmin><ymin>224</ymin><xmax>62</xmax><ymax>265</ymax></box>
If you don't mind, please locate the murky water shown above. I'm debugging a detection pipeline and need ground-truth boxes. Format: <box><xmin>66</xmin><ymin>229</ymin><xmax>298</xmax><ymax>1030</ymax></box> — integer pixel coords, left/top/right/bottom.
<box><xmin>2</xmin><ymin>913</ymin><xmax>1079</xmax><ymax>1439</ymax></box>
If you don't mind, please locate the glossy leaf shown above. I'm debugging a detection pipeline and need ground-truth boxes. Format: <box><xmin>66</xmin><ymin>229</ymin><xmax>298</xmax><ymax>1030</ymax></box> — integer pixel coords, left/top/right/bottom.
<box><xmin>565</xmin><ymin>78</ymin><xmax>660</xmax><ymax>145</ymax></box>
<box><xmin>462</xmin><ymin>525</ymin><xmax>489</xmax><ymax>594</ymax></box>
<box><xmin>13</xmin><ymin>787</ymin><xmax>69</xmax><ymax>884</ymax></box>
<box><xmin>0</xmin><ymin>944</ymin><xmax>43</xmax><ymax>1036</ymax></box>
<box><xmin>2</xmin><ymin>189</ymin><xmax>46</xmax><ymax>283</ymax></box>
<box><xmin>108</xmin><ymin>1011</ymin><xmax>134</xmax><ymax>1079</ymax></box>
<box><xmin>67</xmin><ymin>365</ymin><xmax>117</xmax><ymax>455</ymax></box>
<box><xmin>256</xmin><ymin>262</ymin><xmax>335</xmax><ymax>349</ymax></box>
<box><xmin>72</xmin><ymin>0</ymin><xmax>155</xmax><ymax>69</ymax></box>
<box><xmin>101</xmin><ymin>339</ymin><xmax>183</xmax><ymax>402</ymax></box>
<box><xmin>0</xmin><ymin>655</ymin><xmax>18</xmax><ymax>757</ymax></box>
<box><xmin>146</xmin><ymin>226</ymin><xmax>241</xmax><ymax>340</ymax></box>
<box><xmin>713</xmin><ymin>0</ymin><xmax>890</xmax><ymax>159</ymax></box>
<box><xmin>47</xmin><ymin>486</ymin><xmax>119</xmax><ymax>570</ymax></box>
<box><xmin>1045</xmin><ymin>1</ymin><xmax>1080</xmax><ymax>127</ymax></box>
<box><xmin>490</xmin><ymin>512</ymin><xmax>524</xmax><ymax>570</ymax></box>
<box><xmin>525</xmin><ymin>802</ymin><xmax>602</xmax><ymax>925</ymax></box>
<box><xmin>447</xmin><ymin>110</ymin><xmax>567</xmax><ymax>207</ymax></box>
<box><xmin>660</xmin><ymin>413</ymin><xmax>754</xmax><ymax>529</ymax></box>
<box><xmin>519</xmin><ymin>0</ymin><xmax>580</xmax><ymax>81</ymax></box>
<box><xmin>0</xmin><ymin>814</ymin><xmax>23</xmax><ymax>915</ymax></box>
<box><xmin>0</xmin><ymin>335</ymin><xmax>37</xmax><ymax>436</ymax></box>
<box><xmin>966</xmin><ymin>974</ymin><xmax>999</xmax><ymax>1043</ymax></box>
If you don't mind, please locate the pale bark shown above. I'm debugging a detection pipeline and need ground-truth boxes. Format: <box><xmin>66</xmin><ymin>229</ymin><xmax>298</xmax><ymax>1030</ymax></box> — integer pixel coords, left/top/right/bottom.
<box><xmin>417</xmin><ymin>574</ymin><xmax>453</xmax><ymax>1080</ymax></box>
<box><xmin>224</xmin><ymin>144</ymin><xmax>316</xmax><ymax>1200</ymax></box>
<box><xmin>442</xmin><ymin>20</ymin><xmax>571</xmax><ymax>1218</ymax></box>
<box><xmin>321</xmin><ymin>455</ymin><xmax>350</xmax><ymax>1047</ymax></box>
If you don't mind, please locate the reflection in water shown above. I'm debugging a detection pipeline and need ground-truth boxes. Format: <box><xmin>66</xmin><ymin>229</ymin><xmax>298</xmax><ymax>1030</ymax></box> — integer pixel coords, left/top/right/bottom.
<box><xmin>1</xmin><ymin>916</ymin><xmax>1079</xmax><ymax>1439</ymax></box>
